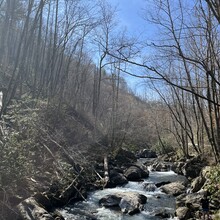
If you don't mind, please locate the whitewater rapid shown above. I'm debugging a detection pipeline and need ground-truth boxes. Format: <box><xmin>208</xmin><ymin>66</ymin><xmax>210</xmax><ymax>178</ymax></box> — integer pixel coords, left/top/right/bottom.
<box><xmin>60</xmin><ymin>170</ymin><xmax>180</xmax><ymax>220</ymax></box>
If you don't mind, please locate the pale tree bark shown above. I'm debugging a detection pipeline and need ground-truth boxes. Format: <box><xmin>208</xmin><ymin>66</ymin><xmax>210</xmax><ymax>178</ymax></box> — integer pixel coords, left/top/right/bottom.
<box><xmin>92</xmin><ymin>1</ymin><xmax>117</xmax><ymax>118</ymax></box>
<box><xmin>105</xmin><ymin>0</ymin><xmax>220</xmax><ymax>161</ymax></box>
<box><xmin>0</xmin><ymin>0</ymin><xmax>42</xmax><ymax>116</ymax></box>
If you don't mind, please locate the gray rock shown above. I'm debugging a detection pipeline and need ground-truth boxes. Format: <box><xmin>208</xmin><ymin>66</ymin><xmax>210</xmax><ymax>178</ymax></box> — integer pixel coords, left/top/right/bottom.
<box><xmin>143</xmin><ymin>182</ymin><xmax>157</xmax><ymax>191</ymax></box>
<box><xmin>124</xmin><ymin>165</ymin><xmax>149</xmax><ymax>181</ymax></box>
<box><xmin>119</xmin><ymin>198</ymin><xmax>140</xmax><ymax>215</ymax></box>
<box><xmin>108</xmin><ymin>170</ymin><xmax>128</xmax><ymax>187</ymax></box>
<box><xmin>99</xmin><ymin>192</ymin><xmax>147</xmax><ymax>215</ymax></box>
<box><xmin>99</xmin><ymin>194</ymin><xmax>121</xmax><ymax>207</ymax></box>
<box><xmin>176</xmin><ymin>207</ymin><xmax>192</xmax><ymax>220</ymax></box>
<box><xmin>176</xmin><ymin>191</ymin><xmax>206</xmax><ymax>218</ymax></box>
<box><xmin>114</xmin><ymin>148</ymin><xmax>136</xmax><ymax>165</ymax></box>
<box><xmin>181</xmin><ymin>156</ymin><xmax>205</xmax><ymax>179</ymax></box>
<box><xmin>160</xmin><ymin>182</ymin><xmax>186</xmax><ymax>196</ymax></box>
<box><xmin>184</xmin><ymin>191</ymin><xmax>206</xmax><ymax>208</ymax></box>
<box><xmin>191</xmin><ymin>175</ymin><xmax>206</xmax><ymax>193</ymax></box>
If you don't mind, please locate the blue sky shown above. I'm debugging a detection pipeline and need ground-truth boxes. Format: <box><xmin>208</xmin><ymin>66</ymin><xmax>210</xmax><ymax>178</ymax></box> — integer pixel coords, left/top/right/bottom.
<box><xmin>104</xmin><ymin>0</ymin><xmax>160</xmax><ymax>97</ymax></box>
<box><xmin>108</xmin><ymin>0</ymin><xmax>149</xmax><ymax>37</ymax></box>
<box><xmin>106</xmin><ymin>0</ymin><xmax>149</xmax><ymax>95</ymax></box>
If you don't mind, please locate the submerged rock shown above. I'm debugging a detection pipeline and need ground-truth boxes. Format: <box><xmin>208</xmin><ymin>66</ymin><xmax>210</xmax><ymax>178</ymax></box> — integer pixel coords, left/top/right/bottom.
<box><xmin>143</xmin><ymin>182</ymin><xmax>157</xmax><ymax>192</ymax></box>
<box><xmin>99</xmin><ymin>194</ymin><xmax>121</xmax><ymax>207</ymax></box>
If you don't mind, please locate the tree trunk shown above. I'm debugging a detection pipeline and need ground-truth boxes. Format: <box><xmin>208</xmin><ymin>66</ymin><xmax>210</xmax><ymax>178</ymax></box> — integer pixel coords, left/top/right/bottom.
<box><xmin>103</xmin><ymin>155</ymin><xmax>110</xmax><ymax>188</ymax></box>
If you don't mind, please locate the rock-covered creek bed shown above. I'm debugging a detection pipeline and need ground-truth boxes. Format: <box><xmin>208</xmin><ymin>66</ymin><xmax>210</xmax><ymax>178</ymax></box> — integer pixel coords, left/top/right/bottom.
<box><xmin>59</xmin><ymin>169</ymin><xmax>182</xmax><ymax>220</ymax></box>
<box><xmin>15</xmin><ymin>150</ymin><xmax>220</xmax><ymax>220</ymax></box>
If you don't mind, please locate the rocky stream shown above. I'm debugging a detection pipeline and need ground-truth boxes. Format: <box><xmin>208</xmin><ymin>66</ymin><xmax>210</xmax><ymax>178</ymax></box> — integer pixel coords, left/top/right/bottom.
<box><xmin>59</xmin><ymin>167</ymin><xmax>181</xmax><ymax>220</ymax></box>
<box><xmin>16</xmin><ymin>150</ymin><xmax>220</xmax><ymax>220</ymax></box>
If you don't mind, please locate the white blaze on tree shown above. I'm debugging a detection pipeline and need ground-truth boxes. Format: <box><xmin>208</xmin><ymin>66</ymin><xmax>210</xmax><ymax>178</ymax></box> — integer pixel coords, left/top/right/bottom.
<box><xmin>0</xmin><ymin>91</ymin><xmax>2</xmax><ymax>110</ymax></box>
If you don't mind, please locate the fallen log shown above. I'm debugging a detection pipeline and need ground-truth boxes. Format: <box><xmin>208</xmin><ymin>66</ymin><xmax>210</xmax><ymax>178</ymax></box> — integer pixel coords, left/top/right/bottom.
<box><xmin>17</xmin><ymin>197</ymin><xmax>54</xmax><ymax>220</ymax></box>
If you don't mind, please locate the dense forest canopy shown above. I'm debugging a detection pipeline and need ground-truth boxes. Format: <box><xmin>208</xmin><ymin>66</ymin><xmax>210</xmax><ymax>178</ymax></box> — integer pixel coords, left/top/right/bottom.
<box><xmin>0</xmin><ymin>0</ymin><xmax>220</xmax><ymax>218</ymax></box>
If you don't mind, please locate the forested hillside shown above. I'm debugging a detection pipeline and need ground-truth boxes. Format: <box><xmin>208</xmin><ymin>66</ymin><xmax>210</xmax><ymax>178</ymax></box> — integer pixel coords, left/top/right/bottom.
<box><xmin>0</xmin><ymin>0</ymin><xmax>220</xmax><ymax>219</ymax></box>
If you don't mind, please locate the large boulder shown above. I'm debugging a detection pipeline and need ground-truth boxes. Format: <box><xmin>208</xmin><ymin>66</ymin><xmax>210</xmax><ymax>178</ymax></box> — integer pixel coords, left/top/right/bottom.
<box><xmin>155</xmin><ymin>174</ymin><xmax>188</xmax><ymax>188</ymax></box>
<box><xmin>175</xmin><ymin>207</ymin><xmax>192</xmax><ymax>220</ymax></box>
<box><xmin>176</xmin><ymin>191</ymin><xmax>204</xmax><ymax>209</ymax></box>
<box><xmin>114</xmin><ymin>148</ymin><xmax>136</xmax><ymax>166</ymax></box>
<box><xmin>160</xmin><ymin>182</ymin><xmax>186</xmax><ymax>196</ymax></box>
<box><xmin>124</xmin><ymin>165</ymin><xmax>149</xmax><ymax>181</ymax></box>
<box><xmin>99</xmin><ymin>192</ymin><xmax>147</xmax><ymax>215</ymax></box>
<box><xmin>108</xmin><ymin>170</ymin><xmax>128</xmax><ymax>187</ymax></box>
<box><xmin>185</xmin><ymin>191</ymin><xmax>207</xmax><ymax>207</ymax></box>
<box><xmin>176</xmin><ymin>191</ymin><xmax>207</xmax><ymax>219</ymax></box>
<box><xmin>182</xmin><ymin>163</ymin><xmax>201</xmax><ymax>179</ymax></box>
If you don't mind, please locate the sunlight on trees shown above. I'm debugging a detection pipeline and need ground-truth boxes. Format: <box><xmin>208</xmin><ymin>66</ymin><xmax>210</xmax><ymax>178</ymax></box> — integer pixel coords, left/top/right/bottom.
<box><xmin>1</xmin><ymin>0</ymin><xmax>220</xmax><ymax>218</ymax></box>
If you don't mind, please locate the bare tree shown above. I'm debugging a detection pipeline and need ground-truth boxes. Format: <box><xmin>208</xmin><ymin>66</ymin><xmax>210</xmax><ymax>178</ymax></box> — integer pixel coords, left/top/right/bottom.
<box><xmin>101</xmin><ymin>0</ymin><xmax>220</xmax><ymax>160</ymax></box>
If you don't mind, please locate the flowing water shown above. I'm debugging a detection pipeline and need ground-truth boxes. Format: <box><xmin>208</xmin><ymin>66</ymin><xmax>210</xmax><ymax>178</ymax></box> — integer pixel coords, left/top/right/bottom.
<box><xmin>60</xmin><ymin>169</ymin><xmax>181</xmax><ymax>220</ymax></box>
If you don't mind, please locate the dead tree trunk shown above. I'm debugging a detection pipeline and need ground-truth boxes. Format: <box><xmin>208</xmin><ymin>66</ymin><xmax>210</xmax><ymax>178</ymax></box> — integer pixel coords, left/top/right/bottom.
<box><xmin>103</xmin><ymin>155</ymin><xmax>110</xmax><ymax>188</ymax></box>
<box><xmin>17</xmin><ymin>197</ymin><xmax>54</xmax><ymax>220</ymax></box>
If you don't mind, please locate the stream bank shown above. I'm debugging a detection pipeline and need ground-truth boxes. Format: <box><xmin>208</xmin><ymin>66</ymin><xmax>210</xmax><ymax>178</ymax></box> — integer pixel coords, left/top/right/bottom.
<box><xmin>15</xmin><ymin>149</ymin><xmax>220</xmax><ymax>220</ymax></box>
<box><xmin>59</xmin><ymin>169</ymin><xmax>181</xmax><ymax>220</ymax></box>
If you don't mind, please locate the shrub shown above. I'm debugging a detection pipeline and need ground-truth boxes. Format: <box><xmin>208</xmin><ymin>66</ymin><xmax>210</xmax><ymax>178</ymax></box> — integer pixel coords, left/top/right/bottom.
<box><xmin>152</xmin><ymin>140</ymin><xmax>174</xmax><ymax>155</ymax></box>
<box><xmin>205</xmin><ymin>165</ymin><xmax>220</xmax><ymax>200</ymax></box>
